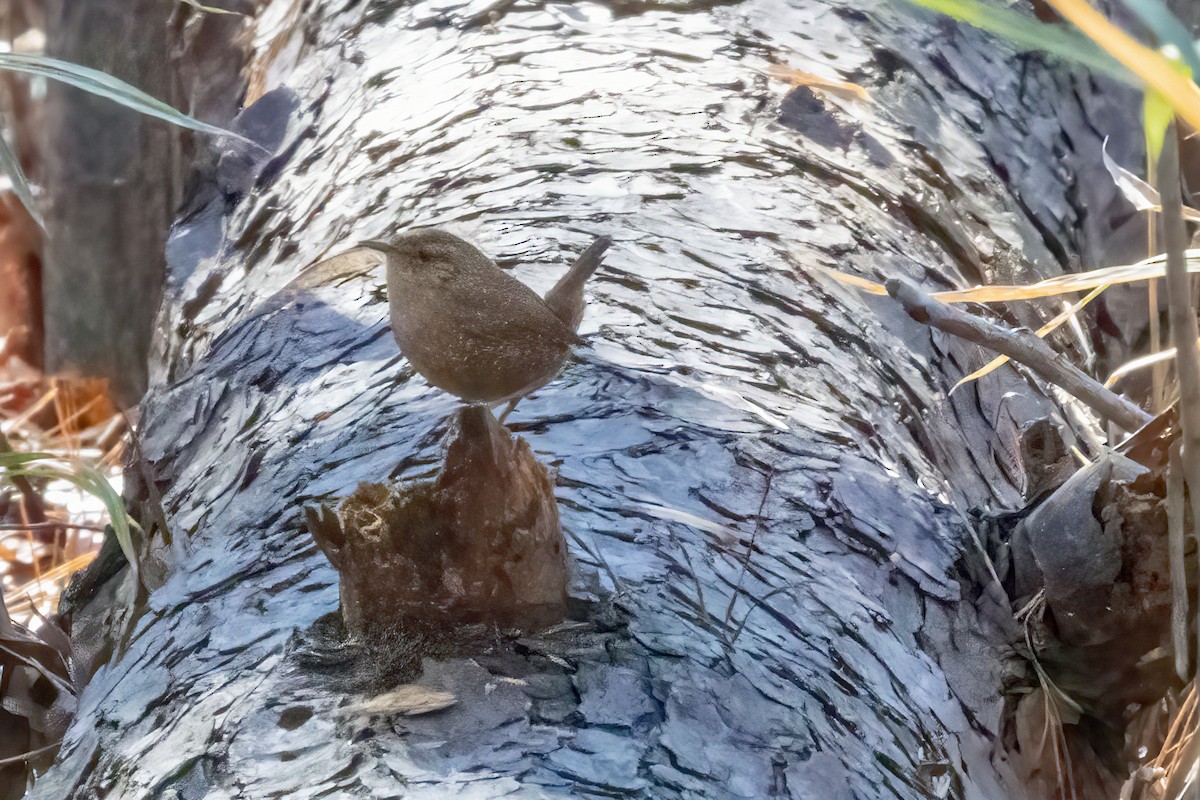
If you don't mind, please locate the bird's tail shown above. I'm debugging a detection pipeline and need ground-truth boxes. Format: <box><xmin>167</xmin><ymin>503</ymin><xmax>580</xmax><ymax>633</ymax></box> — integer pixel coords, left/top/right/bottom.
<box><xmin>543</xmin><ymin>234</ymin><xmax>613</xmax><ymax>331</ymax></box>
<box><xmin>569</xmin><ymin>235</ymin><xmax>612</xmax><ymax>282</ymax></box>
<box><xmin>553</xmin><ymin>235</ymin><xmax>612</xmax><ymax>295</ymax></box>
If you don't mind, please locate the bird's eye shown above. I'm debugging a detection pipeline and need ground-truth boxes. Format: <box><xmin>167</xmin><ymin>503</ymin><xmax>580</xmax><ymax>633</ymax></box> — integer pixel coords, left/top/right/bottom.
<box><xmin>418</xmin><ymin>246</ymin><xmax>436</xmax><ymax>261</ymax></box>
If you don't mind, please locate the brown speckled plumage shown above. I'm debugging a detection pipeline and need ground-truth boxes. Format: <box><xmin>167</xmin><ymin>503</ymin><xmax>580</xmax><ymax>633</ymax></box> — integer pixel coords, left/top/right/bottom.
<box><xmin>364</xmin><ymin>229</ymin><xmax>604</xmax><ymax>406</ymax></box>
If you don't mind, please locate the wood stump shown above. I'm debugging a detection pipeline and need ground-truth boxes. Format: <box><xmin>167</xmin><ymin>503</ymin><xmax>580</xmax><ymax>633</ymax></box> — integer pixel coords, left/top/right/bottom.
<box><xmin>305</xmin><ymin>405</ymin><xmax>568</xmax><ymax>639</ymax></box>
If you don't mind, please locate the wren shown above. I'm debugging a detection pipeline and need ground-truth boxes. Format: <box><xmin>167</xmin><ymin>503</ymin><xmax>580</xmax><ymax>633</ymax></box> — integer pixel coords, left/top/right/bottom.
<box><xmin>361</xmin><ymin>229</ymin><xmax>610</xmax><ymax>420</ymax></box>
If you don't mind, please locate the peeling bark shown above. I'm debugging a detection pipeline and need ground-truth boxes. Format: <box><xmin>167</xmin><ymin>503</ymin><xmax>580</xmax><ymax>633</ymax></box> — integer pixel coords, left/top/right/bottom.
<box><xmin>31</xmin><ymin>1</ymin><xmax>1156</xmax><ymax>798</ymax></box>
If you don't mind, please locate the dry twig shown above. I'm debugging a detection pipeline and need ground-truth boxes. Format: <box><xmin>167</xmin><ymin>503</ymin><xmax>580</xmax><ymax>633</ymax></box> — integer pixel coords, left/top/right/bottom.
<box><xmin>885</xmin><ymin>278</ymin><xmax>1152</xmax><ymax>432</ymax></box>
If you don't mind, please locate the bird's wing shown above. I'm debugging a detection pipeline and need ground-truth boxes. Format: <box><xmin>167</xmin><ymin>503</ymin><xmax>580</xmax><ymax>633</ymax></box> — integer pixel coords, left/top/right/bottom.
<box><xmin>457</xmin><ymin>299</ymin><xmax>584</xmax><ymax>352</ymax></box>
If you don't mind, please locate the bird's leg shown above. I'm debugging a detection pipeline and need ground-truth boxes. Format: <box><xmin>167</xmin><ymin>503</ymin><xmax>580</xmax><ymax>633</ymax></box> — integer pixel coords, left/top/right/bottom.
<box><xmin>497</xmin><ymin>397</ymin><xmax>521</xmax><ymax>424</ymax></box>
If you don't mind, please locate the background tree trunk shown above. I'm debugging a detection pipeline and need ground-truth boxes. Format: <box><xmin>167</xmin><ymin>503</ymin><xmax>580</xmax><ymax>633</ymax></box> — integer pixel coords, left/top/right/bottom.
<box><xmin>32</xmin><ymin>1</ymin><xmax>1155</xmax><ymax>798</ymax></box>
<box><xmin>41</xmin><ymin>0</ymin><xmax>179</xmax><ymax>406</ymax></box>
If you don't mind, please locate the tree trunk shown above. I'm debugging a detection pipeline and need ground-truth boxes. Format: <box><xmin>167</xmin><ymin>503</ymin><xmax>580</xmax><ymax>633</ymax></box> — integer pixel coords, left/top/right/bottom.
<box><xmin>41</xmin><ymin>0</ymin><xmax>179</xmax><ymax>406</ymax></box>
<box><xmin>33</xmin><ymin>1</ymin><xmax>1153</xmax><ymax>798</ymax></box>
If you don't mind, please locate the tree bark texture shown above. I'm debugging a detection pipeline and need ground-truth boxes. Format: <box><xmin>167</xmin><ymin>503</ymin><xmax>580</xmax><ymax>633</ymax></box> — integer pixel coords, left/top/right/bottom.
<box><xmin>32</xmin><ymin>1</ymin><xmax>1151</xmax><ymax>798</ymax></box>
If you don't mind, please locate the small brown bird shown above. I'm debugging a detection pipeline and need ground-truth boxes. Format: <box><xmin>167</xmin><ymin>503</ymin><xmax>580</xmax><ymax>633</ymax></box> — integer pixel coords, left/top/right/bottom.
<box><xmin>360</xmin><ymin>229</ymin><xmax>610</xmax><ymax>420</ymax></box>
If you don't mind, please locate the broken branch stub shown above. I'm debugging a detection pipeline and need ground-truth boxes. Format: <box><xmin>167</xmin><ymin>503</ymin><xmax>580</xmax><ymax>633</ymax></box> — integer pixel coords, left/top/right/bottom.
<box><xmin>305</xmin><ymin>405</ymin><xmax>568</xmax><ymax>638</ymax></box>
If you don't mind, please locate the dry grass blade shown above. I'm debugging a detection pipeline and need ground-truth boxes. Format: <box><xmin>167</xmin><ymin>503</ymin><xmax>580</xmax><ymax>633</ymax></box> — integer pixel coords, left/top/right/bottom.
<box><xmin>1103</xmin><ymin>136</ymin><xmax>1158</xmax><ymax>212</ymax></box>
<box><xmin>728</xmin><ymin>584</ymin><xmax>801</xmax><ymax>646</ymax></box>
<box><xmin>47</xmin><ymin>393</ymin><xmax>102</xmax><ymax>442</ymax></box>
<box><xmin>25</xmin><ymin>603</ymin><xmax>71</xmax><ymax>667</ymax></box>
<box><xmin>0</xmin><ymin>640</ymin><xmax>72</xmax><ymax>696</ymax></box>
<box><xmin>1151</xmin><ymin>682</ymin><xmax>1199</xmax><ymax>797</ymax></box>
<box><xmin>821</xmin><ymin>249</ymin><xmax>1200</xmax><ymax>303</ymax></box>
<box><xmin>1017</xmin><ymin>591</ymin><xmax>1081</xmax><ymax>800</ymax></box>
<box><xmin>341</xmin><ymin>685</ymin><xmax>457</xmax><ymax>717</ymax></box>
<box><xmin>1160</xmin><ymin>727</ymin><xmax>1200</xmax><ymax>800</ymax></box>
<box><xmin>1106</xmin><ymin>347</ymin><xmax>1177</xmax><ymax>388</ymax></box>
<box><xmin>1037</xmin><ymin>669</ymin><xmax>1080</xmax><ymax>800</ymax></box>
<box><xmin>2</xmin><ymin>387</ymin><xmax>56</xmax><ymax>433</ymax></box>
<box><xmin>766</xmin><ymin>65</ymin><xmax>871</xmax><ymax>101</ymax></box>
<box><xmin>722</xmin><ymin>469</ymin><xmax>774</xmax><ymax>630</ymax></box>
<box><xmin>3</xmin><ymin>552</ymin><xmax>98</xmax><ymax>622</ymax></box>
<box><xmin>561</xmin><ymin>526</ymin><xmax>626</xmax><ymax>597</ymax></box>
<box><xmin>0</xmin><ymin>521</ymin><xmax>106</xmax><ymax>533</ymax></box>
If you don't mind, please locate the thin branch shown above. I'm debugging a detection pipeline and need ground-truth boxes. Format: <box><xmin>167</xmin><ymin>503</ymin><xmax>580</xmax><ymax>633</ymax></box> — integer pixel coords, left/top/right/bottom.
<box><xmin>1158</xmin><ymin>133</ymin><xmax>1200</xmax><ymax>781</ymax></box>
<box><xmin>723</xmin><ymin>467</ymin><xmax>774</xmax><ymax>628</ymax></box>
<box><xmin>1168</xmin><ymin>440</ymin><xmax>1188</xmax><ymax>681</ymax></box>
<box><xmin>122</xmin><ymin>410</ymin><xmax>171</xmax><ymax>545</ymax></box>
<box><xmin>0</xmin><ymin>742</ymin><xmax>59</xmax><ymax>767</ymax></box>
<box><xmin>886</xmin><ymin>278</ymin><xmax>1152</xmax><ymax>432</ymax></box>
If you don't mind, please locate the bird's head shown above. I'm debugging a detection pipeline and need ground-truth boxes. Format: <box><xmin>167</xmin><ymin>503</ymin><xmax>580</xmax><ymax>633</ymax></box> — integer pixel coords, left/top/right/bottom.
<box><xmin>361</xmin><ymin>229</ymin><xmax>487</xmax><ymax>284</ymax></box>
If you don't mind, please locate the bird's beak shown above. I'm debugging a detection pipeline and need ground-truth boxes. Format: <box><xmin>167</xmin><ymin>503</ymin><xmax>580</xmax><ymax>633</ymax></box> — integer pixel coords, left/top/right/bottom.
<box><xmin>359</xmin><ymin>240</ymin><xmax>394</xmax><ymax>255</ymax></box>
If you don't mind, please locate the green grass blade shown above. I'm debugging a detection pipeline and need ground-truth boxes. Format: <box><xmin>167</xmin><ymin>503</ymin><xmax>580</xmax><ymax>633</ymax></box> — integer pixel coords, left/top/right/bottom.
<box><xmin>0</xmin><ymin>53</ymin><xmax>251</xmax><ymax>144</ymax></box>
<box><xmin>76</xmin><ymin>464</ymin><xmax>140</xmax><ymax>582</ymax></box>
<box><xmin>902</xmin><ymin>0</ymin><xmax>1132</xmax><ymax>81</ymax></box>
<box><xmin>0</xmin><ymin>451</ymin><xmax>60</xmax><ymax>468</ymax></box>
<box><xmin>1</xmin><ymin>456</ymin><xmax>142</xmax><ymax>587</ymax></box>
<box><xmin>1118</xmin><ymin>0</ymin><xmax>1200</xmax><ymax>77</ymax></box>
<box><xmin>0</xmin><ymin>129</ymin><xmax>43</xmax><ymax>230</ymax></box>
